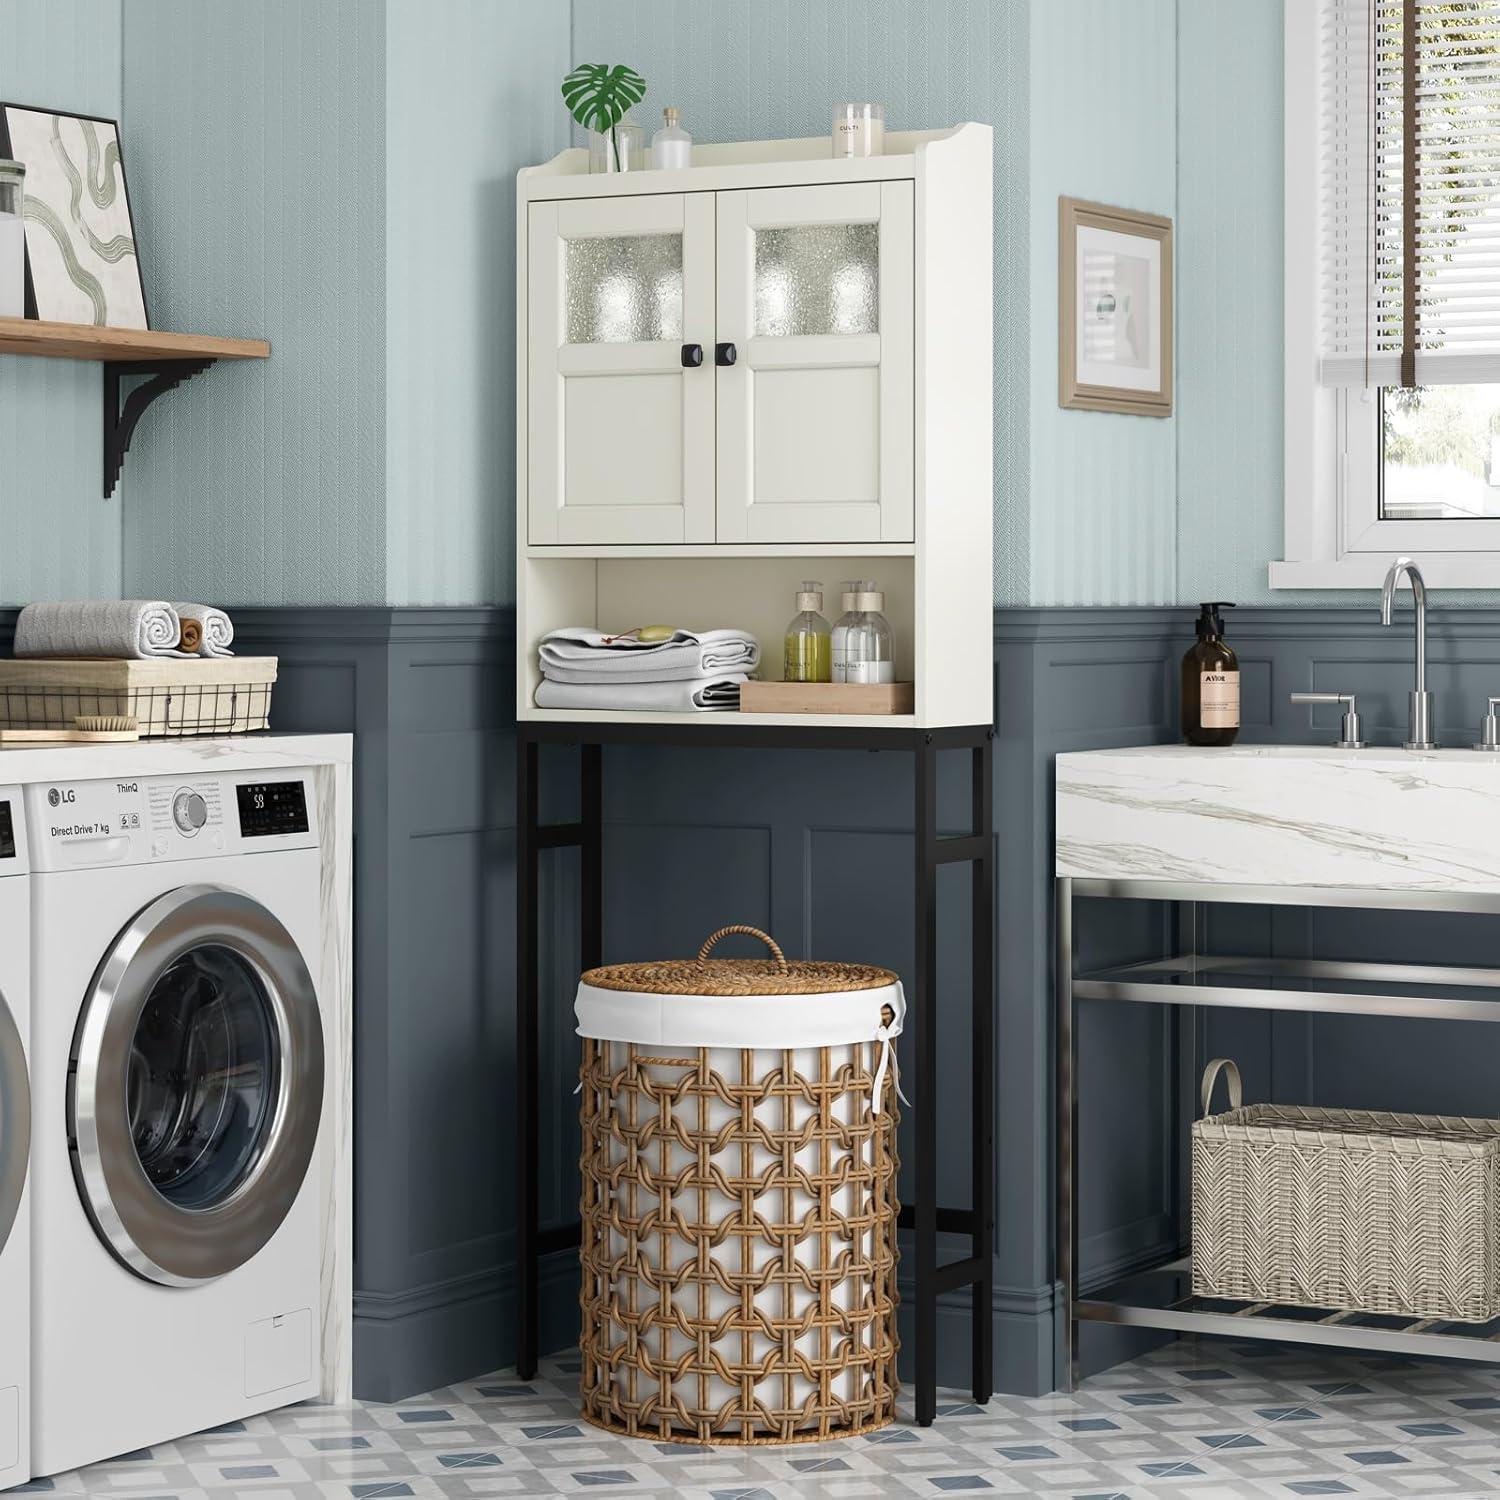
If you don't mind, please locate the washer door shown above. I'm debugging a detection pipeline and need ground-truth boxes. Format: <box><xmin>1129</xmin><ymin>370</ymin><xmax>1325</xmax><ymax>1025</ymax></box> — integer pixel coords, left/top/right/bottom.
<box><xmin>70</xmin><ymin>884</ymin><xmax>323</xmax><ymax>1286</ymax></box>
<box><xmin>0</xmin><ymin>992</ymin><xmax>28</xmax><ymax>1257</ymax></box>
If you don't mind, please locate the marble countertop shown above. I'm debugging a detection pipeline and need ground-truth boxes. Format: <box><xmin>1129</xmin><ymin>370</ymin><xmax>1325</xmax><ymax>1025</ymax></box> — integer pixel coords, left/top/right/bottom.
<box><xmin>0</xmin><ymin>731</ymin><xmax>352</xmax><ymax>784</ymax></box>
<box><xmin>1056</xmin><ymin>743</ymin><xmax>1500</xmax><ymax>892</ymax></box>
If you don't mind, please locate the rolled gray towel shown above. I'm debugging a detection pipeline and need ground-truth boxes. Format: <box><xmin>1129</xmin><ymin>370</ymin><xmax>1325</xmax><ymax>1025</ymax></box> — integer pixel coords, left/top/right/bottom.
<box><xmin>13</xmin><ymin>600</ymin><xmax>190</xmax><ymax>658</ymax></box>
<box><xmin>172</xmin><ymin>602</ymin><xmax>235</xmax><ymax>657</ymax></box>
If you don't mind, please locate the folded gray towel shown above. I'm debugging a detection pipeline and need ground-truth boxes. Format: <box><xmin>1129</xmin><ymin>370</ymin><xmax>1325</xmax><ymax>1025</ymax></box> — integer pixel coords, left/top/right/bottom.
<box><xmin>13</xmin><ymin>600</ymin><xmax>190</xmax><ymax>659</ymax></box>
<box><xmin>535</xmin><ymin>675</ymin><xmax>747</xmax><ymax>713</ymax></box>
<box><xmin>172</xmin><ymin>602</ymin><xmax>235</xmax><ymax>657</ymax></box>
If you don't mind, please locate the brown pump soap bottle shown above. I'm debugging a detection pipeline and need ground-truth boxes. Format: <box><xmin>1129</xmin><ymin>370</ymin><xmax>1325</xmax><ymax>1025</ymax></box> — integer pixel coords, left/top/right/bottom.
<box><xmin>1181</xmin><ymin>602</ymin><xmax>1240</xmax><ymax>746</ymax></box>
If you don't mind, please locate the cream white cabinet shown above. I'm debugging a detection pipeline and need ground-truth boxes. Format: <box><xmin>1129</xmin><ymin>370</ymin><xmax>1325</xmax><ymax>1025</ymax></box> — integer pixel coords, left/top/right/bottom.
<box><xmin>517</xmin><ymin>125</ymin><xmax>993</xmax><ymax>728</ymax></box>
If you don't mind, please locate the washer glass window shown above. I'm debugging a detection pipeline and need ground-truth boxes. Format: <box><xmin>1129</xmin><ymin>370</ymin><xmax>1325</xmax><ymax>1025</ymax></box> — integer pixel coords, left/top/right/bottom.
<box><xmin>128</xmin><ymin>944</ymin><xmax>279</xmax><ymax>1211</ymax></box>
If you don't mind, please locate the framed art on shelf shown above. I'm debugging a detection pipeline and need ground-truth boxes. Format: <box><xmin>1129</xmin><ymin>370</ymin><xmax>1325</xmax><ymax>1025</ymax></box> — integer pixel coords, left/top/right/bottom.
<box><xmin>0</xmin><ymin>102</ymin><xmax>148</xmax><ymax>329</ymax></box>
<box><xmin>1058</xmin><ymin>196</ymin><xmax>1171</xmax><ymax>417</ymax></box>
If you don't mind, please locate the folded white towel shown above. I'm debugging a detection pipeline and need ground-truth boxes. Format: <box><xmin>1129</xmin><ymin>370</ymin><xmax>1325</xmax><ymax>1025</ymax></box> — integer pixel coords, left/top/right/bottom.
<box><xmin>535</xmin><ymin>675</ymin><xmax>747</xmax><ymax>713</ymax></box>
<box><xmin>539</xmin><ymin>626</ymin><xmax>759</xmax><ymax>680</ymax></box>
<box><xmin>172</xmin><ymin>602</ymin><xmax>235</xmax><ymax>657</ymax></box>
<box><xmin>13</xmin><ymin>599</ymin><xmax>190</xmax><ymax>659</ymax></box>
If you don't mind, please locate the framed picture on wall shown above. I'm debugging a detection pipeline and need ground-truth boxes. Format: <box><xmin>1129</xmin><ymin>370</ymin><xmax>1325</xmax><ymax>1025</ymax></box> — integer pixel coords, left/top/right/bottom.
<box><xmin>1058</xmin><ymin>196</ymin><xmax>1171</xmax><ymax>417</ymax></box>
<box><xmin>0</xmin><ymin>102</ymin><xmax>148</xmax><ymax>329</ymax></box>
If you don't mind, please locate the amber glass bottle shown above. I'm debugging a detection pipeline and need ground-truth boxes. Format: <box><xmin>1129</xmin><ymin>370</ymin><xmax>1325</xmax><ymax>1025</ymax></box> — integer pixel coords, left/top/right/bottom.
<box><xmin>1181</xmin><ymin>602</ymin><xmax>1240</xmax><ymax>746</ymax></box>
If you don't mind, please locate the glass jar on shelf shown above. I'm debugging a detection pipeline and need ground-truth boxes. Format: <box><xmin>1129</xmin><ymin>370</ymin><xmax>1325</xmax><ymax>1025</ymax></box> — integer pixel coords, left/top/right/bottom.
<box><xmin>589</xmin><ymin>118</ymin><xmax>647</xmax><ymax>174</ymax></box>
<box><xmin>832</xmin><ymin>581</ymin><xmax>894</xmax><ymax>684</ymax></box>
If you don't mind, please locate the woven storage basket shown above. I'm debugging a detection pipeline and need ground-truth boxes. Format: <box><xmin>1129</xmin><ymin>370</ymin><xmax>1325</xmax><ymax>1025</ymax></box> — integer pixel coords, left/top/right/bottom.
<box><xmin>1192</xmin><ymin>1058</ymin><xmax>1500</xmax><ymax>1322</ymax></box>
<box><xmin>575</xmin><ymin>925</ymin><xmax>903</xmax><ymax>1445</ymax></box>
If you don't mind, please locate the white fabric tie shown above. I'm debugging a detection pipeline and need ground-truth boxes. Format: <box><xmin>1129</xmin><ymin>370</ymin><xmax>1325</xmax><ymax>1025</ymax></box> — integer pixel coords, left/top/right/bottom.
<box><xmin>872</xmin><ymin>1022</ymin><xmax>910</xmax><ymax>1115</ymax></box>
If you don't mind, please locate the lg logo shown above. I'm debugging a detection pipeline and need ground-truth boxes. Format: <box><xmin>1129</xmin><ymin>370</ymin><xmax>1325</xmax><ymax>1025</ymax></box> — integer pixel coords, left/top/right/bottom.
<box><xmin>47</xmin><ymin>788</ymin><xmax>74</xmax><ymax>807</ymax></box>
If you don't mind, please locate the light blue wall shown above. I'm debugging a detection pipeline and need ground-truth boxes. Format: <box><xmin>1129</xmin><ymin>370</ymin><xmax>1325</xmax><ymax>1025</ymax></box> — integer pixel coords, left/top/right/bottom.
<box><xmin>1027</xmin><ymin>0</ymin><xmax>1179</xmax><ymax>605</ymax></box>
<box><xmin>6</xmin><ymin>0</ymin><xmax>1296</xmax><ymax>609</ymax></box>
<box><xmin>120</xmin><ymin>0</ymin><xmax>387</xmax><ymax>606</ymax></box>
<box><xmin>1176</xmin><ymin>0</ymin><xmax>1285</xmax><ymax>607</ymax></box>
<box><xmin>0</xmin><ymin>0</ymin><xmax>124</xmax><ymax>603</ymax></box>
<box><xmin>384</xmin><ymin>0</ymin><xmax>569</xmax><ymax>605</ymax></box>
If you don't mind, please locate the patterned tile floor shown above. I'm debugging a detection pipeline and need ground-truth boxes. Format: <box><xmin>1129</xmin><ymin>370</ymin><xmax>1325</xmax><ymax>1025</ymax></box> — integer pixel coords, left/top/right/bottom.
<box><xmin>11</xmin><ymin>1338</ymin><xmax>1500</xmax><ymax>1499</ymax></box>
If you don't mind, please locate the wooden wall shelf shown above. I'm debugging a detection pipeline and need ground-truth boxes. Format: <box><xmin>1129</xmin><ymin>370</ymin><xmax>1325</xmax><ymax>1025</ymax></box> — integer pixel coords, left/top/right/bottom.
<box><xmin>0</xmin><ymin>316</ymin><xmax>270</xmax><ymax>496</ymax></box>
<box><xmin>0</xmin><ymin>317</ymin><xmax>268</xmax><ymax>362</ymax></box>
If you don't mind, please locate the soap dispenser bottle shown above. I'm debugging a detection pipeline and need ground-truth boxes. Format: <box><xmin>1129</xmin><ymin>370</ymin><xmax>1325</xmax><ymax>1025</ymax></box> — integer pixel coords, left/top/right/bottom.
<box><xmin>1182</xmin><ymin>602</ymin><xmax>1240</xmax><ymax>746</ymax></box>
<box><xmin>784</xmin><ymin>580</ymin><xmax>832</xmax><ymax>683</ymax></box>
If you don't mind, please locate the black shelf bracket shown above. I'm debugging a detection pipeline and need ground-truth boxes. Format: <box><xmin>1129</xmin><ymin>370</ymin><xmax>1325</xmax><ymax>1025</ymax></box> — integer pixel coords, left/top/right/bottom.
<box><xmin>102</xmin><ymin>358</ymin><xmax>214</xmax><ymax>499</ymax></box>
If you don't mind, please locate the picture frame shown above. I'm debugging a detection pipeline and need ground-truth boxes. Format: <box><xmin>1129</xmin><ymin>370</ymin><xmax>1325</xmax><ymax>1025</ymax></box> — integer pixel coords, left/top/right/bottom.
<box><xmin>1058</xmin><ymin>196</ymin><xmax>1172</xmax><ymax>417</ymax></box>
<box><xmin>0</xmin><ymin>102</ymin><xmax>148</xmax><ymax>329</ymax></box>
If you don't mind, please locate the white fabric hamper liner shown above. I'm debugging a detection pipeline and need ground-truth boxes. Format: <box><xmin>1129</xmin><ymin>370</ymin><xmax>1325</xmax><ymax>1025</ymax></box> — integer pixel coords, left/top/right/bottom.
<box><xmin>574</xmin><ymin>927</ymin><xmax>905</xmax><ymax>1445</ymax></box>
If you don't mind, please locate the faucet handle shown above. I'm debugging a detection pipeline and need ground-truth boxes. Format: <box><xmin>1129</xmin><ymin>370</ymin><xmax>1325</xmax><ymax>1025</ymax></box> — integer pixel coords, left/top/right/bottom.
<box><xmin>1290</xmin><ymin>691</ymin><xmax>1367</xmax><ymax>749</ymax></box>
<box><xmin>1476</xmin><ymin>697</ymin><xmax>1500</xmax><ymax>752</ymax></box>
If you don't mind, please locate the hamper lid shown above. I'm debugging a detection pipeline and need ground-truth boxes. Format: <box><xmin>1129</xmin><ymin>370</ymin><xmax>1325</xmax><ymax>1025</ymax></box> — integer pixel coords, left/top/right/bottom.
<box><xmin>581</xmin><ymin>924</ymin><xmax>898</xmax><ymax>996</ymax></box>
<box><xmin>576</xmin><ymin>926</ymin><xmax>905</xmax><ymax>1050</ymax></box>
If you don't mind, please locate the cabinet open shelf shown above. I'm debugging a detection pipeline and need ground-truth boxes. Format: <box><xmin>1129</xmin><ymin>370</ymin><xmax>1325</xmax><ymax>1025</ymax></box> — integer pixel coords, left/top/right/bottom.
<box><xmin>0</xmin><ymin>316</ymin><xmax>270</xmax><ymax>497</ymax></box>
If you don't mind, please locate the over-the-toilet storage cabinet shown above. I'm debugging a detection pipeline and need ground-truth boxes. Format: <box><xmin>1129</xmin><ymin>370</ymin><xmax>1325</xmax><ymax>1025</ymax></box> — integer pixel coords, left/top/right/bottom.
<box><xmin>516</xmin><ymin>124</ymin><xmax>992</xmax><ymax>728</ymax></box>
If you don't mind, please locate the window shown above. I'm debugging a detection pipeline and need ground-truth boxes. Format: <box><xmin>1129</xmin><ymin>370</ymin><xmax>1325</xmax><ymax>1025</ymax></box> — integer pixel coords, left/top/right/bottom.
<box><xmin>1276</xmin><ymin>0</ymin><xmax>1500</xmax><ymax>586</ymax></box>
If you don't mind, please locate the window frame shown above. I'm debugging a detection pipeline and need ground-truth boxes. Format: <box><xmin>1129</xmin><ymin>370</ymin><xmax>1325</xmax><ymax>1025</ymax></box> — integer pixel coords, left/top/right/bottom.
<box><xmin>1274</xmin><ymin>0</ymin><xmax>1500</xmax><ymax>588</ymax></box>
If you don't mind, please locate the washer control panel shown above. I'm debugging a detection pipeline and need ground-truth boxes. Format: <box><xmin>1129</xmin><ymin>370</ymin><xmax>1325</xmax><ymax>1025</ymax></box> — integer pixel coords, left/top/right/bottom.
<box><xmin>25</xmin><ymin>770</ymin><xmax>318</xmax><ymax>869</ymax></box>
<box><xmin>236</xmin><ymin>780</ymin><xmax>309</xmax><ymax>838</ymax></box>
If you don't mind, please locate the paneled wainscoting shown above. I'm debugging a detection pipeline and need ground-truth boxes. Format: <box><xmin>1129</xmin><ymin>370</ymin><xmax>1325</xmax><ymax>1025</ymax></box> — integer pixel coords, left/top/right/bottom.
<box><xmin>25</xmin><ymin>602</ymin><xmax>1499</xmax><ymax>1406</ymax></box>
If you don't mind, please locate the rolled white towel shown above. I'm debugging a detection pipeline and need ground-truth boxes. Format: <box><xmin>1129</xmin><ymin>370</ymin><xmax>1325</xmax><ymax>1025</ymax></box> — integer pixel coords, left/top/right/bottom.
<box><xmin>13</xmin><ymin>600</ymin><xmax>190</xmax><ymax>659</ymax></box>
<box><xmin>172</xmin><ymin>602</ymin><xmax>235</xmax><ymax>657</ymax></box>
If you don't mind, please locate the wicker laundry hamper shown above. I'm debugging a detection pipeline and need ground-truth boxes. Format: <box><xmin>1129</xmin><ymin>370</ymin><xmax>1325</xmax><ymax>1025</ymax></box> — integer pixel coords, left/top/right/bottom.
<box><xmin>1193</xmin><ymin>1058</ymin><xmax>1500</xmax><ymax>1322</ymax></box>
<box><xmin>575</xmin><ymin>925</ymin><xmax>904</xmax><ymax>1445</ymax></box>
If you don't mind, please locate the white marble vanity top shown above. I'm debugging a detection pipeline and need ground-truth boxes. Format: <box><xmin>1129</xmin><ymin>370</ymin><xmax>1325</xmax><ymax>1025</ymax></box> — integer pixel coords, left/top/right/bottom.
<box><xmin>1056</xmin><ymin>743</ymin><xmax>1500</xmax><ymax>892</ymax></box>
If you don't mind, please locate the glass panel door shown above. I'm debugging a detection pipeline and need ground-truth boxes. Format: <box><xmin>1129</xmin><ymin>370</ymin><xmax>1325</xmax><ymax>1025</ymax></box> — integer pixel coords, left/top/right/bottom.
<box><xmin>528</xmin><ymin>193</ymin><xmax>715</xmax><ymax>545</ymax></box>
<box><xmin>716</xmin><ymin>182</ymin><xmax>914</xmax><ymax>545</ymax></box>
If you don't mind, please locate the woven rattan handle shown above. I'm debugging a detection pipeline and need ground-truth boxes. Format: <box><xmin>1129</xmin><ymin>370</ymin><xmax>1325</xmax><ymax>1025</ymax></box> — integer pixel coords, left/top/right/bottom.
<box><xmin>1200</xmin><ymin>1057</ymin><xmax>1243</xmax><ymax>1117</ymax></box>
<box><xmin>697</xmin><ymin>925</ymin><xmax>789</xmax><ymax>973</ymax></box>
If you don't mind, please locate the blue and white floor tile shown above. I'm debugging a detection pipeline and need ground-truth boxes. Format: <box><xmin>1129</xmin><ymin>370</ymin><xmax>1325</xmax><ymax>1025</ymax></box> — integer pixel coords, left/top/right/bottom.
<box><xmin>12</xmin><ymin>1339</ymin><xmax>1500</xmax><ymax>1499</ymax></box>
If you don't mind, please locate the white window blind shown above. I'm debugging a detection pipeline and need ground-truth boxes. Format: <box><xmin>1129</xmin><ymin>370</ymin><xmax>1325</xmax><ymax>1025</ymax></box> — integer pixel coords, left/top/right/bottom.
<box><xmin>1321</xmin><ymin>0</ymin><xmax>1500</xmax><ymax>387</ymax></box>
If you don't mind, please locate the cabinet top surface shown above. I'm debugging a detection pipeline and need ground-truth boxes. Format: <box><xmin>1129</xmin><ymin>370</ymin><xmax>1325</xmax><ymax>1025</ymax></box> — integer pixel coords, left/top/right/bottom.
<box><xmin>519</xmin><ymin>122</ymin><xmax>988</xmax><ymax>199</ymax></box>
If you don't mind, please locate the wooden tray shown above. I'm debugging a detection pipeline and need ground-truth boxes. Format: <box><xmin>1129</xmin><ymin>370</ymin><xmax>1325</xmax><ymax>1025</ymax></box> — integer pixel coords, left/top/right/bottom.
<box><xmin>739</xmin><ymin>680</ymin><xmax>915</xmax><ymax>716</ymax></box>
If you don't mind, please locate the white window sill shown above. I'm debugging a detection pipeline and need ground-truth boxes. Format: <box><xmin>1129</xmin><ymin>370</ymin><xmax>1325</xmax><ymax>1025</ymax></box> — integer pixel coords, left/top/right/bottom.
<box><xmin>1271</xmin><ymin>555</ymin><xmax>1500</xmax><ymax>589</ymax></box>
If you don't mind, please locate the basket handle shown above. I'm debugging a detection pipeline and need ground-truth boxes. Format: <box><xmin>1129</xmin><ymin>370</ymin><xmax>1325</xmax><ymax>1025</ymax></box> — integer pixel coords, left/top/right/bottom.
<box><xmin>1200</xmin><ymin>1057</ymin><xmax>1243</xmax><ymax>1117</ymax></box>
<box><xmin>697</xmin><ymin>925</ymin><xmax>788</xmax><ymax>973</ymax></box>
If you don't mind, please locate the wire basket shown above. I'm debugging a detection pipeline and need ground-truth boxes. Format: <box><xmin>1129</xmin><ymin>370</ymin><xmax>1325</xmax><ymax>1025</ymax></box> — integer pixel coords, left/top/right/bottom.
<box><xmin>0</xmin><ymin>658</ymin><xmax>277</xmax><ymax>738</ymax></box>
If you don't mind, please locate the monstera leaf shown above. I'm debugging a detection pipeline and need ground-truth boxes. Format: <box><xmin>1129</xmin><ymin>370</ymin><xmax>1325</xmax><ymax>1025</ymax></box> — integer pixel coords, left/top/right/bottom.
<box><xmin>561</xmin><ymin>63</ymin><xmax>647</xmax><ymax>168</ymax></box>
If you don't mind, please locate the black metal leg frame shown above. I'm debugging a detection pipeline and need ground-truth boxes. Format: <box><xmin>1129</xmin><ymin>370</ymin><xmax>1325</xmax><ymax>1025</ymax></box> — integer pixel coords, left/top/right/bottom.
<box><xmin>1057</xmin><ymin>875</ymin><xmax>1500</xmax><ymax>1391</ymax></box>
<box><xmin>517</xmin><ymin>721</ymin><xmax>996</xmax><ymax>1426</ymax></box>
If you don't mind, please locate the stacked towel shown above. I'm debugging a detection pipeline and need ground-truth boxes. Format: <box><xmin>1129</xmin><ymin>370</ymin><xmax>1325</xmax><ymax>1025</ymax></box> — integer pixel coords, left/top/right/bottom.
<box><xmin>537</xmin><ymin>627</ymin><xmax>759</xmax><ymax>712</ymax></box>
<box><xmin>14</xmin><ymin>600</ymin><xmax>192</xmax><ymax>659</ymax></box>
<box><xmin>172</xmin><ymin>603</ymin><xmax>235</xmax><ymax>657</ymax></box>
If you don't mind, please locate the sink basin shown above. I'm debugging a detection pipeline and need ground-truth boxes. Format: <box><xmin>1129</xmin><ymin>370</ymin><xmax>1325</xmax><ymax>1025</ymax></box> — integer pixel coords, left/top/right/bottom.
<box><xmin>1056</xmin><ymin>743</ymin><xmax>1500</xmax><ymax>892</ymax></box>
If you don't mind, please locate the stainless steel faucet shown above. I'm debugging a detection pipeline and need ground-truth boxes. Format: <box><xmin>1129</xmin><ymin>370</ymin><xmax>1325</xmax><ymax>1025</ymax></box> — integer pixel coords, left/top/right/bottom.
<box><xmin>1379</xmin><ymin>556</ymin><xmax>1436</xmax><ymax>749</ymax></box>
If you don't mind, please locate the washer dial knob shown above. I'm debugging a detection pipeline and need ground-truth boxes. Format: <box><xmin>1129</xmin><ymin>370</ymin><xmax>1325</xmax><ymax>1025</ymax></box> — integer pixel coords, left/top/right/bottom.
<box><xmin>172</xmin><ymin>789</ymin><xmax>208</xmax><ymax>834</ymax></box>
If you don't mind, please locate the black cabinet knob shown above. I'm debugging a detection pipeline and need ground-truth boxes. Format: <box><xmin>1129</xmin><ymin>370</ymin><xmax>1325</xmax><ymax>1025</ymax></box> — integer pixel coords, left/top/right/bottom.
<box><xmin>681</xmin><ymin>343</ymin><xmax>704</xmax><ymax>367</ymax></box>
<box><xmin>715</xmin><ymin>341</ymin><xmax>738</xmax><ymax>367</ymax></box>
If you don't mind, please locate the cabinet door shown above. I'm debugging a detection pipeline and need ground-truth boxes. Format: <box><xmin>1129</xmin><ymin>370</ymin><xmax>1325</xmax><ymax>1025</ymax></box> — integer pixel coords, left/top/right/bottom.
<box><xmin>715</xmin><ymin>182</ymin><xmax>914</xmax><ymax>544</ymax></box>
<box><xmin>528</xmin><ymin>194</ymin><xmax>715</xmax><ymax>545</ymax></box>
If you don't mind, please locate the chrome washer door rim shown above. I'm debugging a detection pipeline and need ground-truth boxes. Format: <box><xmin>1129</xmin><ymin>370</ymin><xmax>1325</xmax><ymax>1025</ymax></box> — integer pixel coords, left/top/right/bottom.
<box><xmin>70</xmin><ymin>883</ymin><xmax>324</xmax><ymax>1286</ymax></box>
<box><xmin>0</xmin><ymin>991</ymin><xmax>28</xmax><ymax>1256</ymax></box>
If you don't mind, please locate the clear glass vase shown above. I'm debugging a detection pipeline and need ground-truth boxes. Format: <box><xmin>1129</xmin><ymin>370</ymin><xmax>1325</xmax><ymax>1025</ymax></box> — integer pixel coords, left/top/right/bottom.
<box><xmin>588</xmin><ymin>120</ymin><xmax>646</xmax><ymax>174</ymax></box>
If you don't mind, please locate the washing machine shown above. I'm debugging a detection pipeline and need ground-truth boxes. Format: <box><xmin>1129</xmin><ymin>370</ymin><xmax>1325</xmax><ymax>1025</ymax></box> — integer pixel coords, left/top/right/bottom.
<box><xmin>27</xmin><ymin>770</ymin><xmax>325</xmax><ymax>1476</ymax></box>
<box><xmin>0</xmin><ymin>788</ymin><xmax>31</xmax><ymax>1491</ymax></box>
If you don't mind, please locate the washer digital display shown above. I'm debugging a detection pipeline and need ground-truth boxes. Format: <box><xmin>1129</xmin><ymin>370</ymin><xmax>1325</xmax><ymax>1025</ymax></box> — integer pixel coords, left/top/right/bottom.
<box><xmin>236</xmin><ymin>781</ymin><xmax>309</xmax><ymax>838</ymax></box>
<box><xmin>0</xmin><ymin>802</ymin><xmax>14</xmax><ymax>859</ymax></box>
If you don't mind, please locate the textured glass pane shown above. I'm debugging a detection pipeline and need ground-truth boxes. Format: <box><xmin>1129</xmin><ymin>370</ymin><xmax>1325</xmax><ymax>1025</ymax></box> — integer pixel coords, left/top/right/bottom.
<box><xmin>754</xmin><ymin>223</ymin><xmax>878</xmax><ymax>338</ymax></box>
<box><xmin>565</xmin><ymin>234</ymin><xmax>682</xmax><ymax>344</ymax></box>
